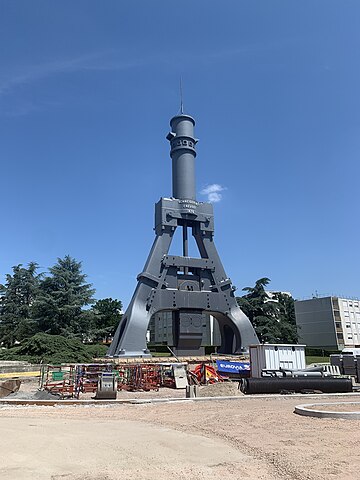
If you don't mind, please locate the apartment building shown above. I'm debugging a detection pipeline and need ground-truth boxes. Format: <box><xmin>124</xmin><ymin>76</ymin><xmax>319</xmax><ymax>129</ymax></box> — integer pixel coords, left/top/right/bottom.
<box><xmin>295</xmin><ymin>296</ymin><xmax>360</xmax><ymax>350</ymax></box>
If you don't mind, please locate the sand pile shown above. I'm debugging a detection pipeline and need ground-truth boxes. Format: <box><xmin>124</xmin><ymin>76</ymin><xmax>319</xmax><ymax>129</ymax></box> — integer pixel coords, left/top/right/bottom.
<box><xmin>196</xmin><ymin>381</ymin><xmax>243</xmax><ymax>397</ymax></box>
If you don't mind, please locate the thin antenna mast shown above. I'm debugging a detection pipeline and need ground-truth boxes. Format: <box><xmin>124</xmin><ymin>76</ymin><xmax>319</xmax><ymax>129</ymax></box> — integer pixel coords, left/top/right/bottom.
<box><xmin>179</xmin><ymin>76</ymin><xmax>184</xmax><ymax>114</ymax></box>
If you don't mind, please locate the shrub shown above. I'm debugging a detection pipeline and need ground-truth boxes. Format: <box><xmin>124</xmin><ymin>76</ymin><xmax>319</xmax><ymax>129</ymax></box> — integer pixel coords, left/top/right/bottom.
<box><xmin>0</xmin><ymin>333</ymin><xmax>93</xmax><ymax>364</ymax></box>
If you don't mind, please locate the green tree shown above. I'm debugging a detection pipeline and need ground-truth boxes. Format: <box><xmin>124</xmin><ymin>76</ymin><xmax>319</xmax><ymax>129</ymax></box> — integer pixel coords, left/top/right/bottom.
<box><xmin>0</xmin><ymin>263</ymin><xmax>41</xmax><ymax>347</ymax></box>
<box><xmin>90</xmin><ymin>298</ymin><xmax>122</xmax><ymax>342</ymax></box>
<box><xmin>271</xmin><ymin>291</ymin><xmax>299</xmax><ymax>343</ymax></box>
<box><xmin>237</xmin><ymin>277</ymin><xmax>298</xmax><ymax>343</ymax></box>
<box><xmin>33</xmin><ymin>255</ymin><xmax>95</xmax><ymax>339</ymax></box>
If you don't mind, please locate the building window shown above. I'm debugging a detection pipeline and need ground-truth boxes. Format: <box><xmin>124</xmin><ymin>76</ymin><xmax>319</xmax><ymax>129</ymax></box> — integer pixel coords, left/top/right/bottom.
<box><xmin>346</xmin><ymin>324</ymin><xmax>351</xmax><ymax>328</ymax></box>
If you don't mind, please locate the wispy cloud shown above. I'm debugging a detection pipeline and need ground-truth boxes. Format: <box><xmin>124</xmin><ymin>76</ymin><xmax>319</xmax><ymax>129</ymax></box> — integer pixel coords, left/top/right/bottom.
<box><xmin>0</xmin><ymin>39</ymin><xmax>297</xmax><ymax>116</ymax></box>
<box><xmin>0</xmin><ymin>37</ymin><xmax>298</xmax><ymax>100</ymax></box>
<box><xmin>0</xmin><ymin>53</ymin><xmax>92</xmax><ymax>97</ymax></box>
<box><xmin>200</xmin><ymin>184</ymin><xmax>226</xmax><ymax>203</ymax></box>
<box><xmin>0</xmin><ymin>50</ymin><xmax>152</xmax><ymax>99</ymax></box>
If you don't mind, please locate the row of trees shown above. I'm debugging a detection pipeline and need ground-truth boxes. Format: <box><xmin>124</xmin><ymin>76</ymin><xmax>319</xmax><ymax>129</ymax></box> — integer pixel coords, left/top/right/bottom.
<box><xmin>0</xmin><ymin>256</ymin><xmax>122</xmax><ymax>347</ymax></box>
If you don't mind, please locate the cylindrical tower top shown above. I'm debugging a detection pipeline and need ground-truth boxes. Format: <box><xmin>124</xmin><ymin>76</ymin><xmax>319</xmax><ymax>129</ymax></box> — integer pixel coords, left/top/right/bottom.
<box><xmin>166</xmin><ymin>114</ymin><xmax>197</xmax><ymax>200</ymax></box>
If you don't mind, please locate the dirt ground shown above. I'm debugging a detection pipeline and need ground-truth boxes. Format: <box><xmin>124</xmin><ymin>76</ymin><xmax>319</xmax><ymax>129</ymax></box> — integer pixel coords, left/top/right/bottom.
<box><xmin>1</xmin><ymin>388</ymin><xmax>360</xmax><ymax>480</ymax></box>
<box><xmin>305</xmin><ymin>402</ymin><xmax>360</xmax><ymax>412</ymax></box>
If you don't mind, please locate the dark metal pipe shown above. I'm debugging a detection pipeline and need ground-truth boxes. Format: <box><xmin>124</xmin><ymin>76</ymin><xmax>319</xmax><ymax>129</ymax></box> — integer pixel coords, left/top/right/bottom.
<box><xmin>241</xmin><ymin>377</ymin><xmax>353</xmax><ymax>395</ymax></box>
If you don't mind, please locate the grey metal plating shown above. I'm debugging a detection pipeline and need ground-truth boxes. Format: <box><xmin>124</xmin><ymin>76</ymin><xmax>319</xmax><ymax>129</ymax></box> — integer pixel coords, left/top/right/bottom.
<box><xmin>107</xmin><ymin>113</ymin><xmax>259</xmax><ymax>357</ymax></box>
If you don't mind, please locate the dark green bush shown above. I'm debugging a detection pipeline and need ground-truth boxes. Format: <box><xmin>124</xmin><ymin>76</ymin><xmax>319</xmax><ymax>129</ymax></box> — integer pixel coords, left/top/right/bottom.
<box><xmin>84</xmin><ymin>343</ymin><xmax>108</xmax><ymax>358</ymax></box>
<box><xmin>0</xmin><ymin>333</ymin><xmax>93</xmax><ymax>364</ymax></box>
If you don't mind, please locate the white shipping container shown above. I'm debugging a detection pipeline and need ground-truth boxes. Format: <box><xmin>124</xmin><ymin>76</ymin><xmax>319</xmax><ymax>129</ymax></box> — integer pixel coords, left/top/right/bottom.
<box><xmin>249</xmin><ymin>344</ymin><xmax>306</xmax><ymax>378</ymax></box>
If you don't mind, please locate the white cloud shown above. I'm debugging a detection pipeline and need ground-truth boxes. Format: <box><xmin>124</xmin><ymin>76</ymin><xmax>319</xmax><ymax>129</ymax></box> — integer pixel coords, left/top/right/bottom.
<box><xmin>200</xmin><ymin>184</ymin><xmax>226</xmax><ymax>203</ymax></box>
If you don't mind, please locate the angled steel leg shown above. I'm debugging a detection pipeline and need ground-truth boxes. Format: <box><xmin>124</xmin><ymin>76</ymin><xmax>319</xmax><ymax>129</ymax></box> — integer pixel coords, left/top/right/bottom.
<box><xmin>107</xmin><ymin>232</ymin><xmax>173</xmax><ymax>357</ymax></box>
<box><xmin>193</xmin><ymin>229</ymin><xmax>259</xmax><ymax>353</ymax></box>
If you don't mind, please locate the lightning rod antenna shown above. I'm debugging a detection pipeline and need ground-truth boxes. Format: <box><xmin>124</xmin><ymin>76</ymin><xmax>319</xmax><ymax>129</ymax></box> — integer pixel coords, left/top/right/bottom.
<box><xmin>179</xmin><ymin>76</ymin><xmax>184</xmax><ymax>114</ymax></box>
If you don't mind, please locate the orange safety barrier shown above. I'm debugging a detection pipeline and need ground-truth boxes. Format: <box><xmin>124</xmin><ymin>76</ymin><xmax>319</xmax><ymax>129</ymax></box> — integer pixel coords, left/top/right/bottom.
<box><xmin>192</xmin><ymin>363</ymin><xmax>224</xmax><ymax>384</ymax></box>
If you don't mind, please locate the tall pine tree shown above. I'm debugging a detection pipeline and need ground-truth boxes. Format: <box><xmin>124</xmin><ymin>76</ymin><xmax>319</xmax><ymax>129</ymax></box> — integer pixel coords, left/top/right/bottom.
<box><xmin>90</xmin><ymin>298</ymin><xmax>122</xmax><ymax>342</ymax></box>
<box><xmin>0</xmin><ymin>263</ymin><xmax>41</xmax><ymax>347</ymax></box>
<box><xmin>237</xmin><ymin>277</ymin><xmax>298</xmax><ymax>343</ymax></box>
<box><xmin>271</xmin><ymin>291</ymin><xmax>298</xmax><ymax>343</ymax></box>
<box><xmin>33</xmin><ymin>255</ymin><xmax>95</xmax><ymax>339</ymax></box>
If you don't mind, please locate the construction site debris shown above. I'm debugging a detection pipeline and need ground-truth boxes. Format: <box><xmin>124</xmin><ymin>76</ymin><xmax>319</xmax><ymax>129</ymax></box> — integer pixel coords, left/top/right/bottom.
<box><xmin>75</xmin><ymin>364</ymin><xmax>113</xmax><ymax>396</ymax></box>
<box><xmin>193</xmin><ymin>382</ymin><xmax>243</xmax><ymax>398</ymax></box>
<box><xmin>117</xmin><ymin>364</ymin><xmax>160</xmax><ymax>391</ymax></box>
<box><xmin>39</xmin><ymin>364</ymin><xmax>77</xmax><ymax>398</ymax></box>
<box><xmin>241</xmin><ymin>377</ymin><xmax>353</xmax><ymax>395</ymax></box>
<box><xmin>331</xmin><ymin>354</ymin><xmax>360</xmax><ymax>382</ymax></box>
<box><xmin>37</xmin><ymin>358</ymin><xmax>244</xmax><ymax>398</ymax></box>
<box><xmin>0</xmin><ymin>379</ymin><xmax>21</xmax><ymax>398</ymax></box>
<box><xmin>192</xmin><ymin>363</ymin><xmax>224</xmax><ymax>384</ymax></box>
<box><xmin>95</xmin><ymin>372</ymin><xmax>118</xmax><ymax>399</ymax></box>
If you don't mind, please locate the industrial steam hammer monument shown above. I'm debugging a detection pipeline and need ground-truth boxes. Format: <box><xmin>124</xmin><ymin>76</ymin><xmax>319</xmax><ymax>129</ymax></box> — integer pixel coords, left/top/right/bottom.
<box><xmin>108</xmin><ymin>112</ymin><xmax>259</xmax><ymax>357</ymax></box>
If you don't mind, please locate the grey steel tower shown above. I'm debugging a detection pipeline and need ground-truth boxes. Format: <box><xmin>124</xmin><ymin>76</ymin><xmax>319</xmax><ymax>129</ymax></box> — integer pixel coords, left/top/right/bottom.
<box><xmin>108</xmin><ymin>112</ymin><xmax>259</xmax><ymax>357</ymax></box>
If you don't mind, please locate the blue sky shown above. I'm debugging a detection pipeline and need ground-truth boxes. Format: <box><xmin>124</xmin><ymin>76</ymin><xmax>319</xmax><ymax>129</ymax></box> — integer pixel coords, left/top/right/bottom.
<box><xmin>1</xmin><ymin>1</ymin><xmax>359</xmax><ymax>304</ymax></box>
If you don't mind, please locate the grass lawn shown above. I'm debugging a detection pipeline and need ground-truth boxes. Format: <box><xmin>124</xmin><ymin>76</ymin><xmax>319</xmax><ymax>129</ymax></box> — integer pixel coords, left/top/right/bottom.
<box><xmin>306</xmin><ymin>355</ymin><xmax>330</xmax><ymax>365</ymax></box>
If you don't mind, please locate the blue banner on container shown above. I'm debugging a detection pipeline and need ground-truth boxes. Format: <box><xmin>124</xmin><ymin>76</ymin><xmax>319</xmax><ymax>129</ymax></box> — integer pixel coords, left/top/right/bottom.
<box><xmin>216</xmin><ymin>360</ymin><xmax>250</xmax><ymax>373</ymax></box>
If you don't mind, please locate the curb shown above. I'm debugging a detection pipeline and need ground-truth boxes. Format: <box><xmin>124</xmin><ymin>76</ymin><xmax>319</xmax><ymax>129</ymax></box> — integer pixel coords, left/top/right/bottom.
<box><xmin>294</xmin><ymin>402</ymin><xmax>360</xmax><ymax>419</ymax></box>
<box><xmin>1</xmin><ymin>392</ymin><xmax>360</xmax><ymax>407</ymax></box>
